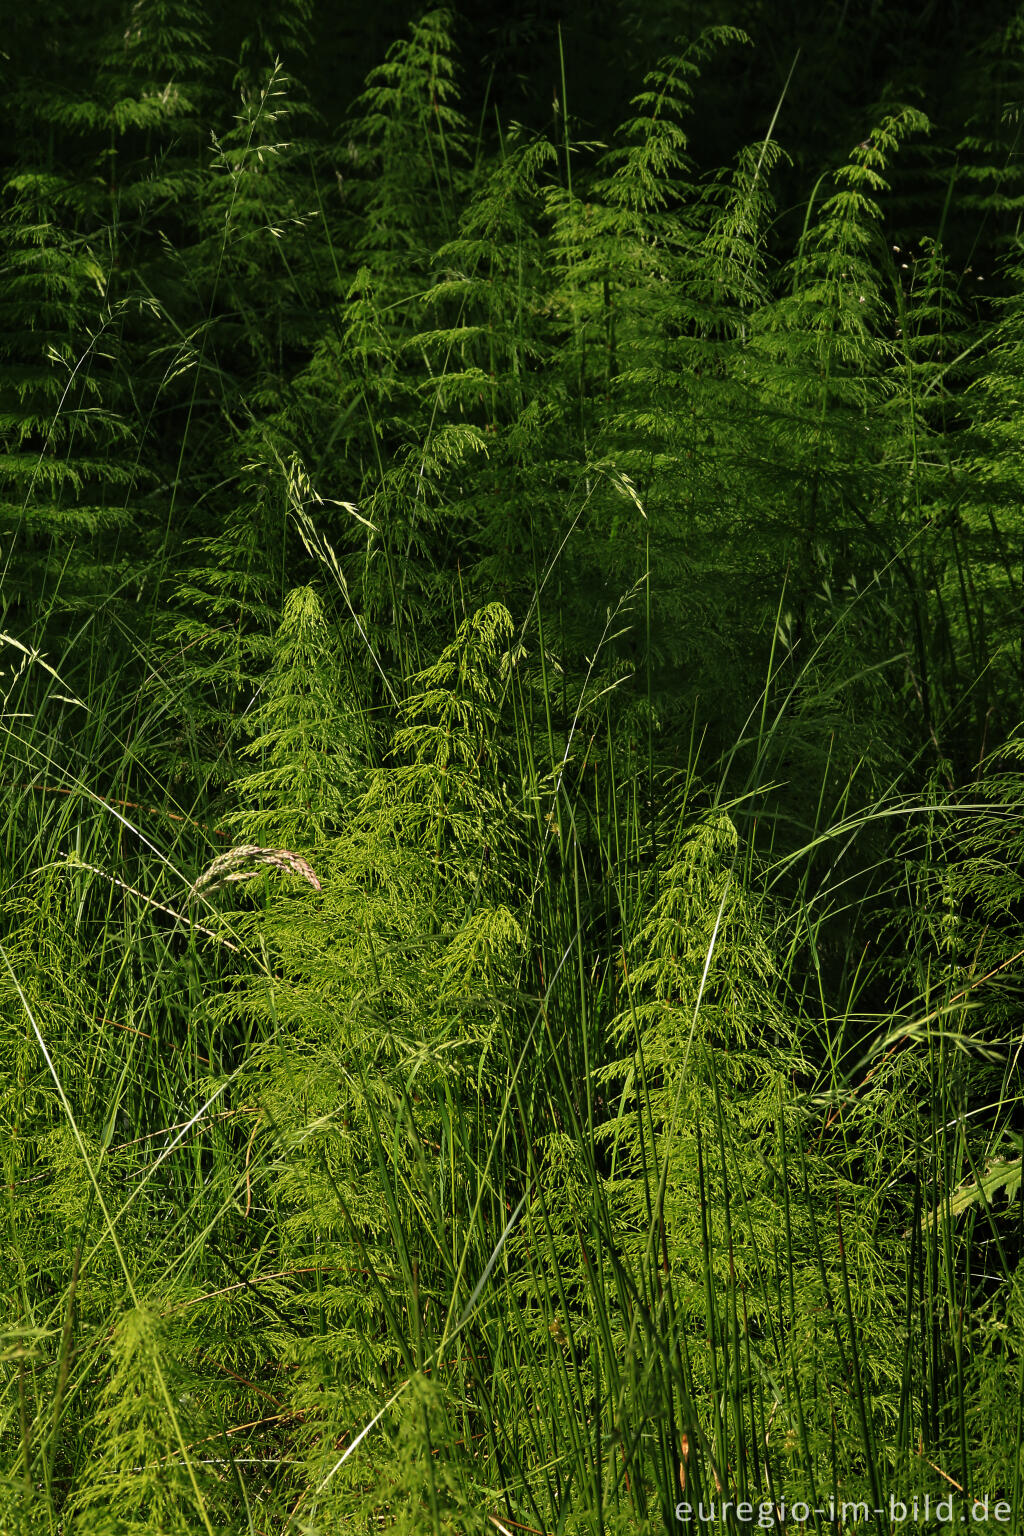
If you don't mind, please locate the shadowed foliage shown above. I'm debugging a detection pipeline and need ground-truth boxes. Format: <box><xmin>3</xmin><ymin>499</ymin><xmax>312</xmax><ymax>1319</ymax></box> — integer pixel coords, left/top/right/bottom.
<box><xmin>1</xmin><ymin>4</ymin><xmax>1023</xmax><ymax>1532</ymax></box>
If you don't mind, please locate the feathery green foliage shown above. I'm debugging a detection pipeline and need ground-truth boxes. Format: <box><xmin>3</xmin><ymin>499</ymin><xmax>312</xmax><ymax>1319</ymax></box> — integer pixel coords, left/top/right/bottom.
<box><xmin>2</xmin><ymin>5</ymin><xmax>1023</xmax><ymax>1532</ymax></box>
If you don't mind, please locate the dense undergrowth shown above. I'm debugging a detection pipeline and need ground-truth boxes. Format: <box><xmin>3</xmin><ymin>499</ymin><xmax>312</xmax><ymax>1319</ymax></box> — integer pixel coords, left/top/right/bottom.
<box><xmin>1</xmin><ymin>4</ymin><xmax>1023</xmax><ymax>1532</ymax></box>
